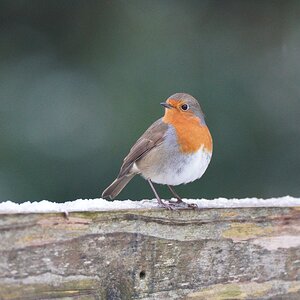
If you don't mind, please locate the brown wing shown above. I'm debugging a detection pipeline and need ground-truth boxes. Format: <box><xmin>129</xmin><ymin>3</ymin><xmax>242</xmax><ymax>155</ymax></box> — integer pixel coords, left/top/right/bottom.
<box><xmin>117</xmin><ymin>118</ymin><xmax>168</xmax><ymax>178</ymax></box>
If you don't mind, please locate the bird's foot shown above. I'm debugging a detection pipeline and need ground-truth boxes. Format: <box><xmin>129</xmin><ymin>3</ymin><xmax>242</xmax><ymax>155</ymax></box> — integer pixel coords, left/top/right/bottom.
<box><xmin>167</xmin><ymin>199</ymin><xmax>198</xmax><ymax>210</ymax></box>
<box><xmin>156</xmin><ymin>198</ymin><xmax>198</xmax><ymax>210</ymax></box>
<box><xmin>158</xmin><ymin>200</ymin><xmax>174</xmax><ymax>210</ymax></box>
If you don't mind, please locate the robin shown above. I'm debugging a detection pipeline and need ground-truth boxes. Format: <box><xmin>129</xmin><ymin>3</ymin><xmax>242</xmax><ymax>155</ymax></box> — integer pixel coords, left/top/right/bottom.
<box><xmin>102</xmin><ymin>93</ymin><xmax>213</xmax><ymax>209</ymax></box>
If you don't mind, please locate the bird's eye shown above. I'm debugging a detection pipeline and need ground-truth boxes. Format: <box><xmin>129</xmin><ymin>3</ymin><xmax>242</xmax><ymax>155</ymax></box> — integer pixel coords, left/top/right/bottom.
<box><xmin>181</xmin><ymin>104</ymin><xmax>189</xmax><ymax>111</ymax></box>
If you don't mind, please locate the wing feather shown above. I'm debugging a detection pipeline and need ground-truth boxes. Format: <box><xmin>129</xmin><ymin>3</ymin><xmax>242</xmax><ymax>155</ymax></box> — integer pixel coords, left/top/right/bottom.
<box><xmin>117</xmin><ymin>118</ymin><xmax>168</xmax><ymax>178</ymax></box>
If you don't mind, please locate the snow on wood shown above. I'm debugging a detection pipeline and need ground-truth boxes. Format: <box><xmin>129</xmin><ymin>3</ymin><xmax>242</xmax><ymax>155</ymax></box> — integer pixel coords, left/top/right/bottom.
<box><xmin>0</xmin><ymin>195</ymin><xmax>300</xmax><ymax>214</ymax></box>
<box><xmin>0</xmin><ymin>197</ymin><xmax>300</xmax><ymax>299</ymax></box>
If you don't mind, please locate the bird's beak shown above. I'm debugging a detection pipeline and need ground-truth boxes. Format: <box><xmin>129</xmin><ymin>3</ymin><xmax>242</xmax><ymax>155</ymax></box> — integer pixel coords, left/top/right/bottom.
<box><xmin>160</xmin><ymin>102</ymin><xmax>173</xmax><ymax>109</ymax></box>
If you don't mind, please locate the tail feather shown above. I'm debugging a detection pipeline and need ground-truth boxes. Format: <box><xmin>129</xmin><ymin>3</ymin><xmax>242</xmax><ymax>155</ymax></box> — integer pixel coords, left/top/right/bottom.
<box><xmin>102</xmin><ymin>174</ymin><xmax>135</xmax><ymax>200</ymax></box>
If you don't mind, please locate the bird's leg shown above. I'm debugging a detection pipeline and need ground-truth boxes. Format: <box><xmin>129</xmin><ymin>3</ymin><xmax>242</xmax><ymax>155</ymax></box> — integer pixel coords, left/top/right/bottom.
<box><xmin>167</xmin><ymin>185</ymin><xmax>198</xmax><ymax>209</ymax></box>
<box><xmin>167</xmin><ymin>185</ymin><xmax>184</xmax><ymax>203</ymax></box>
<box><xmin>148</xmin><ymin>179</ymin><xmax>172</xmax><ymax>210</ymax></box>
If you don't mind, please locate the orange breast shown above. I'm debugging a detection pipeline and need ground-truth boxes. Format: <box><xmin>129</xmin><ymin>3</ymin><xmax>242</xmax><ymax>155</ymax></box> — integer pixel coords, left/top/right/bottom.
<box><xmin>163</xmin><ymin>111</ymin><xmax>213</xmax><ymax>154</ymax></box>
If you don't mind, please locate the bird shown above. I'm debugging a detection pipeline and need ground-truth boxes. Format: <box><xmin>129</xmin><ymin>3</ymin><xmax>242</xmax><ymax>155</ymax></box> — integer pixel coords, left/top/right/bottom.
<box><xmin>102</xmin><ymin>93</ymin><xmax>213</xmax><ymax>209</ymax></box>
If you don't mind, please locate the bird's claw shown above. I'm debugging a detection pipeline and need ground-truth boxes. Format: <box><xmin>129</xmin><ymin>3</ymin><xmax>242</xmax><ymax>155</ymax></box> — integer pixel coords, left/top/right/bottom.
<box><xmin>157</xmin><ymin>198</ymin><xmax>198</xmax><ymax>210</ymax></box>
<box><xmin>158</xmin><ymin>201</ymin><xmax>174</xmax><ymax>210</ymax></box>
<box><xmin>187</xmin><ymin>203</ymin><xmax>198</xmax><ymax>209</ymax></box>
<box><xmin>166</xmin><ymin>200</ymin><xmax>198</xmax><ymax>210</ymax></box>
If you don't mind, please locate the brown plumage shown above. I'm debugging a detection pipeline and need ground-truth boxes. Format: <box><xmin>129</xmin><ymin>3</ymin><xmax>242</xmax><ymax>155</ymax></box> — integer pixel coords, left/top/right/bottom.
<box><xmin>102</xmin><ymin>119</ymin><xmax>168</xmax><ymax>199</ymax></box>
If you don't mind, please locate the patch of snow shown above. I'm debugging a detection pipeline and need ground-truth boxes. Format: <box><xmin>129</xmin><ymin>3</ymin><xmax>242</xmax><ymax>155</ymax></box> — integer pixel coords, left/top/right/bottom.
<box><xmin>0</xmin><ymin>196</ymin><xmax>299</xmax><ymax>214</ymax></box>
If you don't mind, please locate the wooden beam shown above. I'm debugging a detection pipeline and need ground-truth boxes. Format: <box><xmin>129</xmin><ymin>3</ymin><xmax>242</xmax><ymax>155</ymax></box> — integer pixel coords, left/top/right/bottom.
<box><xmin>0</xmin><ymin>207</ymin><xmax>300</xmax><ymax>299</ymax></box>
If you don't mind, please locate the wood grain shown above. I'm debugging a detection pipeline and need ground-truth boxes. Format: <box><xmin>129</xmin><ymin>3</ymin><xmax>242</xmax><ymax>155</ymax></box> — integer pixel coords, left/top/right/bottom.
<box><xmin>0</xmin><ymin>207</ymin><xmax>300</xmax><ymax>299</ymax></box>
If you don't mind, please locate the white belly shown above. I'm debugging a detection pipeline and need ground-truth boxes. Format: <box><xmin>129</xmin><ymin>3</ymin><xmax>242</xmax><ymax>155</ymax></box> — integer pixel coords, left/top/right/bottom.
<box><xmin>149</xmin><ymin>146</ymin><xmax>212</xmax><ymax>185</ymax></box>
<box><xmin>135</xmin><ymin>125</ymin><xmax>212</xmax><ymax>186</ymax></box>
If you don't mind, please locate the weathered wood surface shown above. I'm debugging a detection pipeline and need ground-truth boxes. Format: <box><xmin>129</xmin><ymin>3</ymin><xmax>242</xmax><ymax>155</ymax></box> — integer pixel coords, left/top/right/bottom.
<box><xmin>0</xmin><ymin>207</ymin><xmax>300</xmax><ymax>300</ymax></box>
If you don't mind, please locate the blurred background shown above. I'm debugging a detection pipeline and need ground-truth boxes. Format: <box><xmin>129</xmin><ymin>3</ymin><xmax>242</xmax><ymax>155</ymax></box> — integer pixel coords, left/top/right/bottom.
<box><xmin>0</xmin><ymin>0</ymin><xmax>300</xmax><ymax>203</ymax></box>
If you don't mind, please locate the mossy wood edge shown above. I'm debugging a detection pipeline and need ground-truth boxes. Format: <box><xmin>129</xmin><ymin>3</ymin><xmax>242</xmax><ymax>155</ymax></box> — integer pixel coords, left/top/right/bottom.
<box><xmin>0</xmin><ymin>207</ymin><xmax>300</xmax><ymax>299</ymax></box>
